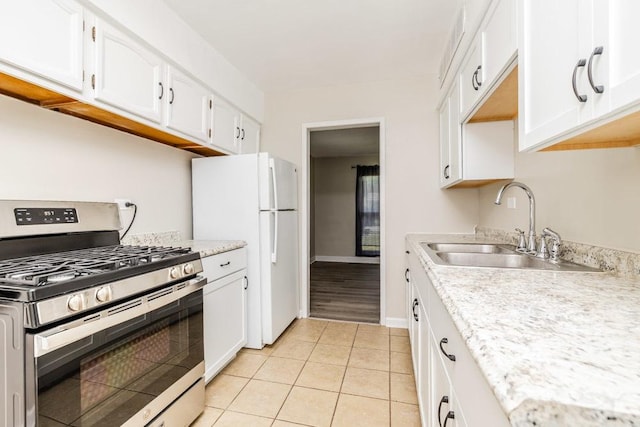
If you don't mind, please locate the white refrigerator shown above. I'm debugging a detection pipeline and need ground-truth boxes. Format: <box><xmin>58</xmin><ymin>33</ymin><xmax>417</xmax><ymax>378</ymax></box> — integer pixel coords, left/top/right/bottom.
<box><xmin>192</xmin><ymin>153</ymin><xmax>299</xmax><ymax>348</ymax></box>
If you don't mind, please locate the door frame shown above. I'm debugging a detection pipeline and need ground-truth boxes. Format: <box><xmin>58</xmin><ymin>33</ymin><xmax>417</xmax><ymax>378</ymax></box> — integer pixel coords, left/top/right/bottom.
<box><xmin>300</xmin><ymin>117</ymin><xmax>386</xmax><ymax>324</ymax></box>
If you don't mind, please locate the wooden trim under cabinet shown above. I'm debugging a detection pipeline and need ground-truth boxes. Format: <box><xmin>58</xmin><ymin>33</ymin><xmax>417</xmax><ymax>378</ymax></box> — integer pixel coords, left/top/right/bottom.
<box><xmin>0</xmin><ymin>71</ymin><xmax>224</xmax><ymax>157</ymax></box>
<box><xmin>542</xmin><ymin>109</ymin><xmax>640</xmax><ymax>151</ymax></box>
<box><xmin>468</xmin><ymin>66</ymin><xmax>518</xmax><ymax>123</ymax></box>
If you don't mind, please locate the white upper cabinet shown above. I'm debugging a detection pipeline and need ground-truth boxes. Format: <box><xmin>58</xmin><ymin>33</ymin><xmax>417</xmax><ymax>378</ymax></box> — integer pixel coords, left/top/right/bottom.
<box><xmin>164</xmin><ymin>66</ymin><xmax>210</xmax><ymax>143</ymax></box>
<box><xmin>92</xmin><ymin>18</ymin><xmax>163</xmax><ymax>123</ymax></box>
<box><xmin>519</xmin><ymin>0</ymin><xmax>640</xmax><ymax>151</ymax></box>
<box><xmin>0</xmin><ymin>0</ymin><xmax>84</xmax><ymax>91</ymax></box>
<box><xmin>440</xmin><ymin>78</ymin><xmax>513</xmax><ymax>189</ymax></box>
<box><xmin>459</xmin><ymin>38</ymin><xmax>484</xmax><ymax>118</ymax></box>
<box><xmin>440</xmin><ymin>80</ymin><xmax>463</xmax><ymax>188</ymax></box>
<box><xmin>592</xmin><ymin>0</ymin><xmax>640</xmax><ymax>116</ymax></box>
<box><xmin>519</xmin><ymin>0</ymin><xmax>589</xmax><ymax>151</ymax></box>
<box><xmin>481</xmin><ymin>0</ymin><xmax>517</xmax><ymax>89</ymax></box>
<box><xmin>239</xmin><ymin>115</ymin><xmax>261</xmax><ymax>154</ymax></box>
<box><xmin>210</xmin><ymin>96</ymin><xmax>241</xmax><ymax>153</ymax></box>
<box><xmin>459</xmin><ymin>0</ymin><xmax>516</xmax><ymax>120</ymax></box>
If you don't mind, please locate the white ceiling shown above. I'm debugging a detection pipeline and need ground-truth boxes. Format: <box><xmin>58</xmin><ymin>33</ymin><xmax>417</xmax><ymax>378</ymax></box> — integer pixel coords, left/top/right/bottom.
<box><xmin>310</xmin><ymin>127</ymin><xmax>379</xmax><ymax>158</ymax></box>
<box><xmin>162</xmin><ymin>0</ymin><xmax>462</xmax><ymax>91</ymax></box>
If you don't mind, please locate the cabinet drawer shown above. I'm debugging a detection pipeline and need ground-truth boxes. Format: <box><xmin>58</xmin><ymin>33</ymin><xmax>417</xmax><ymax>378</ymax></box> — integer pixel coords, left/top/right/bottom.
<box><xmin>201</xmin><ymin>247</ymin><xmax>247</xmax><ymax>283</ymax></box>
<box><xmin>429</xmin><ymin>284</ymin><xmax>510</xmax><ymax>426</ymax></box>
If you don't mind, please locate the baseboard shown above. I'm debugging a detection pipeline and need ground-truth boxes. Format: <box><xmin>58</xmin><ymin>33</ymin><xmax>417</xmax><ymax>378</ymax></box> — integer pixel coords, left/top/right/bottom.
<box><xmin>385</xmin><ymin>317</ymin><xmax>408</xmax><ymax>329</ymax></box>
<box><xmin>314</xmin><ymin>255</ymin><xmax>380</xmax><ymax>264</ymax></box>
<box><xmin>310</xmin><ymin>256</ymin><xmax>316</xmax><ymax>264</ymax></box>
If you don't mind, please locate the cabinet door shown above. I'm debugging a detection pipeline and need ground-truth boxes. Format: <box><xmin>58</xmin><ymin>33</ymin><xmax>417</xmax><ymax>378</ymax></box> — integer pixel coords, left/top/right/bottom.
<box><xmin>418</xmin><ymin>301</ymin><xmax>431</xmax><ymax>425</ymax></box>
<box><xmin>92</xmin><ymin>19</ymin><xmax>163</xmax><ymax>123</ymax></box>
<box><xmin>410</xmin><ymin>283</ymin><xmax>420</xmax><ymax>379</ymax></box>
<box><xmin>203</xmin><ymin>270</ymin><xmax>247</xmax><ymax>382</ymax></box>
<box><xmin>481</xmin><ymin>0</ymin><xmax>516</xmax><ymax>88</ymax></box>
<box><xmin>165</xmin><ymin>66</ymin><xmax>209</xmax><ymax>142</ymax></box>
<box><xmin>438</xmin><ymin>97</ymin><xmax>451</xmax><ymax>188</ymax></box>
<box><xmin>0</xmin><ymin>0</ymin><xmax>83</xmax><ymax>91</ymax></box>
<box><xmin>430</xmin><ymin>336</ymin><xmax>463</xmax><ymax>427</ymax></box>
<box><xmin>593</xmin><ymin>0</ymin><xmax>640</xmax><ymax>116</ymax></box>
<box><xmin>440</xmin><ymin>82</ymin><xmax>462</xmax><ymax>188</ymax></box>
<box><xmin>240</xmin><ymin>115</ymin><xmax>261</xmax><ymax>154</ymax></box>
<box><xmin>519</xmin><ymin>0</ymin><xmax>592</xmax><ymax>151</ymax></box>
<box><xmin>210</xmin><ymin>96</ymin><xmax>241</xmax><ymax>153</ymax></box>
<box><xmin>459</xmin><ymin>37</ymin><xmax>484</xmax><ymax>117</ymax></box>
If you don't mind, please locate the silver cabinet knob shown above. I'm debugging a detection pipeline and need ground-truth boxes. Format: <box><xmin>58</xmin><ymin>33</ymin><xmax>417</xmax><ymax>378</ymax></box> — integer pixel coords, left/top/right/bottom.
<box><xmin>169</xmin><ymin>267</ymin><xmax>180</xmax><ymax>279</ymax></box>
<box><xmin>67</xmin><ymin>294</ymin><xmax>84</xmax><ymax>312</ymax></box>
<box><xmin>183</xmin><ymin>263</ymin><xmax>194</xmax><ymax>275</ymax></box>
<box><xmin>96</xmin><ymin>286</ymin><xmax>112</xmax><ymax>303</ymax></box>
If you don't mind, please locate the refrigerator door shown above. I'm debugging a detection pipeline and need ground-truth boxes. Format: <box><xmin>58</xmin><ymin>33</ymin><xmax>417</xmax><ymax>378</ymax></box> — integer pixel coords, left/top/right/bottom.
<box><xmin>259</xmin><ymin>153</ymin><xmax>298</xmax><ymax>211</ymax></box>
<box><xmin>259</xmin><ymin>209</ymin><xmax>299</xmax><ymax>345</ymax></box>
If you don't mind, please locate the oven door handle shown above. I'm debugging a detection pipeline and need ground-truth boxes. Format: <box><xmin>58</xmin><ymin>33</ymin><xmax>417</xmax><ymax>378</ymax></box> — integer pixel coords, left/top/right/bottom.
<box><xmin>33</xmin><ymin>277</ymin><xmax>205</xmax><ymax>357</ymax></box>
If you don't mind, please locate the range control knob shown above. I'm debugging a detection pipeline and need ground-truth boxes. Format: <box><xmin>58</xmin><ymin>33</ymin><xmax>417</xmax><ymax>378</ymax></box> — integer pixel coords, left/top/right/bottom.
<box><xmin>169</xmin><ymin>267</ymin><xmax>180</xmax><ymax>279</ymax></box>
<box><xmin>183</xmin><ymin>263</ymin><xmax>194</xmax><ymax>275</ymax></box>
<box><xmin>67</xmin><ymin>294</ymin><xmax>85</xmax><ymax>312</ymax></box>
<box><xmin>95</xmin><ymin>286</ymin><xmax>112</xmax><ymax>303</ymax></box>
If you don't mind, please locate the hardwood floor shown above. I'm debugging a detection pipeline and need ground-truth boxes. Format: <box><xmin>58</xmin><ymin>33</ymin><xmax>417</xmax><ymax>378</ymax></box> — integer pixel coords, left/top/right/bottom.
<box><xmin>310</xmin><ymin>261</ymin><xmax>380</xmax><ymax>323</ymax></box>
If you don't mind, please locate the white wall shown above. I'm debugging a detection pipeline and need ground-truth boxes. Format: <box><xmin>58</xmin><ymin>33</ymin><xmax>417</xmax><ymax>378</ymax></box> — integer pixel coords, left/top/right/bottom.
<box><xmin>314</xmin><ymin>155</ymin><xmax>378</xmax><ymax>258</ymax></box>
<box><xmin>0</xmin><ymin>94</ymin><xmax>196</xmax><ymax>238</ymax></box>
<box><xmin>478</xmin><ymin>146</ymin><xmax>640</xmax><ymax>252</ymax></box>
<box><xmin>261</xmin><ymin>76</ymin><xmax>479</xmax><ymax>322</ymax></box>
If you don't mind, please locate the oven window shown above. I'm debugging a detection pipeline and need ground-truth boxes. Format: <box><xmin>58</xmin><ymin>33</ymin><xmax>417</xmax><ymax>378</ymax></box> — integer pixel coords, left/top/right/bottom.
<box><xmin>35</xmin><ymin>291</ymin><xmax>203</xmax><ymax>427</ymax></box>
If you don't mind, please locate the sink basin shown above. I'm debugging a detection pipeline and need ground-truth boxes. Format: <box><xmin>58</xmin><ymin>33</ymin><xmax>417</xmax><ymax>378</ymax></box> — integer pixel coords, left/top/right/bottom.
<box><xmin>423</xmin><ymin>242</ymin><xmax>516</xmax><ymax>254</ymax></box>
<box><xmin>421</xmin><ymin>242</ymin><xmax>601</xmax><ymax>272</ymax></box>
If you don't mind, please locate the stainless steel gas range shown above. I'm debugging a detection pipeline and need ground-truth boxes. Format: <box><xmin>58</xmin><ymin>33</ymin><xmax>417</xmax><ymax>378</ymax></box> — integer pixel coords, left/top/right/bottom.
<box><xmin>0</xmin><ymin>200</ymin><xmax>206</xmax><ymax>427</ymax></box>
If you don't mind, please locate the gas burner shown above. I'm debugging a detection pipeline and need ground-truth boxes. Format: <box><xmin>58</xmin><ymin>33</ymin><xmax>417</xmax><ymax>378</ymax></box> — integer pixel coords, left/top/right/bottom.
<box><xmin>0</xmin><ymin>245</ymin><xmax>193</xmax><ymax>287</ymax></box>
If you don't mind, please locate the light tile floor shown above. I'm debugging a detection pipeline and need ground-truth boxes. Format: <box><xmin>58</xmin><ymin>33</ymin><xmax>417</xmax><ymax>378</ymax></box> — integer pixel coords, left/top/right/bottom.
<box><xmin>191</xmin><ymin>318</ymin><xmax>420</xmax><ymax>427</ymax></box>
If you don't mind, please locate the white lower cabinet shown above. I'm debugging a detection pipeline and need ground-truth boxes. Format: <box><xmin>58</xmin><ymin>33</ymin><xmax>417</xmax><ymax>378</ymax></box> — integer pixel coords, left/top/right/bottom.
<box><xmin>201</xmin><ymin>248</ymin><xmax>248</xmax><ymax>382</ymax></box>
<box><xmin>406</xmin><ymin>242</ymin><xmax>510</xmax><ymax>427</ymax></box>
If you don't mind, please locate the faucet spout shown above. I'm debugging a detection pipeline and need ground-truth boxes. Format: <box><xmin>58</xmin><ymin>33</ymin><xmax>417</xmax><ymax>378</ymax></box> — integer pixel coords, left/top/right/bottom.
<box><xmin>494</xmin><ymin>182</ymin><xmax>537</xmax><ymax>254</ymax></box>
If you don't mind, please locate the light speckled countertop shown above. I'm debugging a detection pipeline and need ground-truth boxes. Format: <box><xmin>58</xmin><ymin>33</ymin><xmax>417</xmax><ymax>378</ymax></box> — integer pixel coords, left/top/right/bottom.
<box><xmin>178</xmin><ymin>240</ymin><xmax>246</xmax><ymax>258</ymax></box>
<box><xmin>407</xmin><ymin>233</ymin><xmax>640</xmax><ymax>427</ymax></box>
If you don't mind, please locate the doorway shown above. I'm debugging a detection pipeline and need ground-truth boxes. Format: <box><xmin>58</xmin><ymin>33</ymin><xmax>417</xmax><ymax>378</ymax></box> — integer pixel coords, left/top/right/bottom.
<box><xmin>301</xmin><ymin>118</ymin><xmax>385</xmax><ymax>324</ymax></box>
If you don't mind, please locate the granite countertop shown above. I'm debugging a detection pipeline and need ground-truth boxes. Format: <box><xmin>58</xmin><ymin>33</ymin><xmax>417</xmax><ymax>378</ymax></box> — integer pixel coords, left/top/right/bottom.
<box><xmin>178</xmin><ymin>240</ymin><xmax>246</xmax><ymax>258</ymax></box>
<box><xmin>121</xmin><ymin>232</ymin><xmax>246</xmax><ymax>258</ymax></box>
<box><xmin>406</xmin><ymin>233</ymin><xmax>640</xmax><ymax>427</ymax></box>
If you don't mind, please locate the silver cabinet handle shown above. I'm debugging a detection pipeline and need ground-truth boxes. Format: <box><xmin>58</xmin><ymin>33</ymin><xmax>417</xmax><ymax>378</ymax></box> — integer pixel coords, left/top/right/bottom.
<box><xmin>439</xmin><ymin>337</ymin><xmax>456</xmax><ymax>361</ymax></box>
<box><xmin>587</xmin><ymin>46</ymin><xmax>604</xmax><ymax>94</ymax></box>
<box><xmin>474</xmin><ymin>65</ymin><xmax>482</xmax><ymax>88</ymax></box>
<box><xmin>572</xmin><ymin>59</ymin><xmax>588</xmax><ymax>102</ymax></box>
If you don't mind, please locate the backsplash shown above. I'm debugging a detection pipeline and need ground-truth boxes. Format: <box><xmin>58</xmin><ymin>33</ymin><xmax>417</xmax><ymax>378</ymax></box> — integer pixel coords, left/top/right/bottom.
<box><xmin>476</xmin><ymin>227</ymin><xmax>640</xmax><ymax>278</ymax></box>
<box><xmin>121</xmin><ymin>231</ymin><xmax>181</xmax><ymax>246</ymax></box>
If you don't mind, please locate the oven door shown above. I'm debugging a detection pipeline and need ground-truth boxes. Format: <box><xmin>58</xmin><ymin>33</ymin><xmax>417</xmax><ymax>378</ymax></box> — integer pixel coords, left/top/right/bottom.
<box><xmin>26</xmin><ymin>277</ymin><xmax>205</xmax><ymax>427</ymax></box>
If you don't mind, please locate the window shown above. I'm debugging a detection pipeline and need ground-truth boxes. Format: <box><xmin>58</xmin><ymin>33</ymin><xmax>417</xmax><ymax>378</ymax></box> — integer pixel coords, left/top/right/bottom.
<box><xmin>355</xmin><ymin>165</ymin><xmax>380</xmax><ymax>256</ymax></box>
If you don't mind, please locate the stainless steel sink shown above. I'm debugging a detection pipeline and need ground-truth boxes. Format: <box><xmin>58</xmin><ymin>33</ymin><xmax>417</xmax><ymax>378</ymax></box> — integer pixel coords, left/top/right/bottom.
<box><xmin>421</xmin><ymin>242</ymin><xmax>601</xmax><ymax>272</ymax></box>
<box><xmin>423</xmin><ymin>242</ymin><xmax>516</xmax><ymax>254</ymax></box>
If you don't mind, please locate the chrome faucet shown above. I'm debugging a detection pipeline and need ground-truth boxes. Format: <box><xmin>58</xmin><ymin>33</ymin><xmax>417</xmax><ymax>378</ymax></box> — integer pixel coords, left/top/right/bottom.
<box><xmin>494</xmin><ymin>182</ymin><xmax>537</xmax><ymax>254</ymax></box>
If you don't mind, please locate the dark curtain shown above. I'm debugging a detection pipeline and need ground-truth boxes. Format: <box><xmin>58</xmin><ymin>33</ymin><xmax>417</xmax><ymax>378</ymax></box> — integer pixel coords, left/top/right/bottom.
<box><xmin>355</xmin><ymin>165</ymin><xmax>380</xmax><ymax>257</ymax></box>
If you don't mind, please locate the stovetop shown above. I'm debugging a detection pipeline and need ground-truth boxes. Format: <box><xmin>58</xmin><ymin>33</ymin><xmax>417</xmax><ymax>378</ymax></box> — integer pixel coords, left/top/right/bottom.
<box><xmin>0</xmin><ymin>245</ymin><xmax>193</xmax><ymax>287</ymax></box>
<box><xmin>0</xmin><ymin>244</ymin><xmax>201</xmax><ymax>302</ymax></box>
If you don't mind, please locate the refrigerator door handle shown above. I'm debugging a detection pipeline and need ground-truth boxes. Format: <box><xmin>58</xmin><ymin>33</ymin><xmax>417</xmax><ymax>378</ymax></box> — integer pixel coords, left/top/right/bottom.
<box><xmin>272</xmin><ymin>210</ymin><xmax>279</xmax><ymax>263</ymax></box>
<box><xmin>269</xmin><ymin>158</ymin><xmax>279</xmax><ymax>211</ymax></box>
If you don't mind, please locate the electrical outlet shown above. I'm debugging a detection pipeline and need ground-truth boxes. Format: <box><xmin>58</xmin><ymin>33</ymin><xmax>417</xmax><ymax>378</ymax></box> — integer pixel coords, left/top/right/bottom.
<box><xmin>507</xmin><ymin>197</ymin><xmax>517</xmax><ymax>209</ymax></box>
<box><xmin>114</xmin><ymin>199</ymin><xmax>132</xmax><ymax>209</ymax></box>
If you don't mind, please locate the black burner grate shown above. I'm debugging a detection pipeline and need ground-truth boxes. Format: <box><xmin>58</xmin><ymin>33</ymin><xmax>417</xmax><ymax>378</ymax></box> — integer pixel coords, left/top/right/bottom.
<box><xmin>0</xmin><ymin>245</ymin><xmax>191</xmax><ymax>286</ymax></box>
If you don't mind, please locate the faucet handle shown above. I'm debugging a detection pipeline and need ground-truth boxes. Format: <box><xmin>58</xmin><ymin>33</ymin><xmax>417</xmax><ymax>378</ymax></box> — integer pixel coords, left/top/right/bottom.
<box><xmin>542</xmin><ymin>228</ymin><xmax>562</xmax><ymax>262</ymax></box>
<box><xmin>536</xmin><ymin>235</ymin><xmax>550</xmax><ymax>259</ymax></box>
<box><xmin>514</xmin><ymin>228</ymin><xmax>527</xmax><ymax>252</ymax></box>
